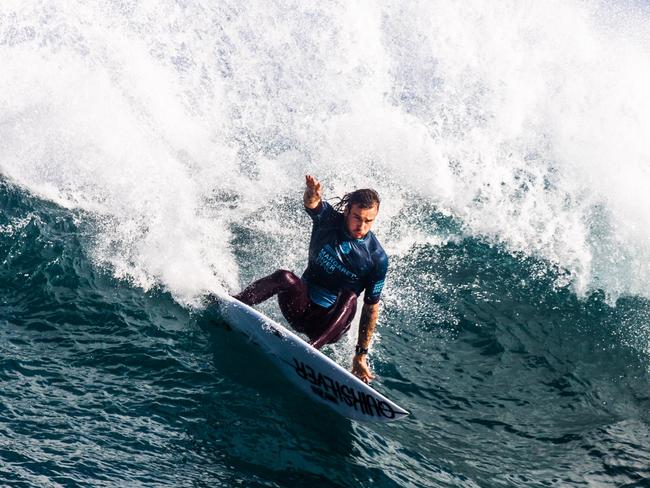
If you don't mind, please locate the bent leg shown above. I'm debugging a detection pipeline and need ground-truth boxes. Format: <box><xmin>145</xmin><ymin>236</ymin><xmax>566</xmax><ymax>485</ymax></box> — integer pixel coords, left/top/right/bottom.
<box><xmin>309</xmin><ymin>290</ymin><xmax>357</xmax><ymax>350</ymax></box>
<box><xmin>234</xmin><ymin>270</ymin><xmax>305</xmax><ymax>306</ymax></box>
<box><xmin>277</xmin><ymin>274</ymin><xmax>311</xmax><ymax>325</ymax></box>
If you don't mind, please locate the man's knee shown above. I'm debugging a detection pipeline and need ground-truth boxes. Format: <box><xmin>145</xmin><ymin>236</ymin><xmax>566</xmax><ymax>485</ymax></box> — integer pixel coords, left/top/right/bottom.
<box><xmin>270</xmin><ymin>269</ymin><xmax>300</xmax><ymax>289</ymax></box>
<box><xmin>338</xmin><ymin>289</ymin><xmax>357</xmax><ymax>306</ymax></box>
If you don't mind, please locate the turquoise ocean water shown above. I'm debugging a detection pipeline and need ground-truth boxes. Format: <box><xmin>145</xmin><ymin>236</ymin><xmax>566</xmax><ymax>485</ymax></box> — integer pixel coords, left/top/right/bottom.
<box><xmin>2</xmin><ymin>1</ymin><xmax>650</xmax><ymax>486</ymax></box>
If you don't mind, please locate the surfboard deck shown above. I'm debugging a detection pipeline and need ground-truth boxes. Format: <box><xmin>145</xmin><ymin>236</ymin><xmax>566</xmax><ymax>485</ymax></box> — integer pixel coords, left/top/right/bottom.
<box><xmin>207</xmin><ymin>294</ymin><xmax>409</xmax><ymax>422</ymax></box>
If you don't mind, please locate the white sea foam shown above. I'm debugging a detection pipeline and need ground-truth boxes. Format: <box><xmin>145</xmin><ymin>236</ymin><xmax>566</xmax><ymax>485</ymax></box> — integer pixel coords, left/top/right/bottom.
<box><xmin>1</xmin><ymin>0</ymin><xmax>649</xmax><ymax>304</ymax></box>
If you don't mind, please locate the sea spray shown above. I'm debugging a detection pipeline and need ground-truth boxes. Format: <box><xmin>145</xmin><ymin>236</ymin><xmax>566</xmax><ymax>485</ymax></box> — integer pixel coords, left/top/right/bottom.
<box><xmin>1</xmin><ymin>0</ymin><xmax>649</xmax><ymax>304</ymax></box>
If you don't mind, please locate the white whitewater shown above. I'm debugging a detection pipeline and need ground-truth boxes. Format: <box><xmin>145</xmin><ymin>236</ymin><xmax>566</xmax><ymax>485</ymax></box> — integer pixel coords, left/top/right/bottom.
<box><xmin>0</xmin><ymin>0</ymin><xmax>649</xmax><ymax>305</ymax></box>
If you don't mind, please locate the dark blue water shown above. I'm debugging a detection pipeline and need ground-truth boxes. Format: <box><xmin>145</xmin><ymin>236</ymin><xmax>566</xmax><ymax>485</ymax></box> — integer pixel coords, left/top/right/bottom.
<box><xmin>2</xmin><ymin>180</ymin><xmax>649</xmax><ymax>487</ymax></box>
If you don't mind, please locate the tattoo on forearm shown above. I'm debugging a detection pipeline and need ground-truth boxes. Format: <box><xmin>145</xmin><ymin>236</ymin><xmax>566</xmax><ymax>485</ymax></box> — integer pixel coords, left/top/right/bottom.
<box><xmin>358</xmin><ymin>304</ymin><xmax>379</xmax><ymax>348</ymax></box>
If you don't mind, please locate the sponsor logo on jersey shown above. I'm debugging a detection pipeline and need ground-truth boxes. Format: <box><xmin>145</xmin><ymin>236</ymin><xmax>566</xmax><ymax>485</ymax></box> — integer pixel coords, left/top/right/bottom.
<box><xmin>315</xmin><ymin>245</ymin><xmax>358</xmax><ymax>279</ymax></box>
<box><xmin>371</xmin><ymin>279</ymin><xmax>385</xmax><ymax>296</ymax></box>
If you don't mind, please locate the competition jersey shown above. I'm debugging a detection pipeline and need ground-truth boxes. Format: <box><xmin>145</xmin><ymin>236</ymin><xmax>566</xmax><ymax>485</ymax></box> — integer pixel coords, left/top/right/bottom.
<box><xmin>302</xmin><ymin>201</ymin><xmax>388</xmax><ymax>308</ymax></box>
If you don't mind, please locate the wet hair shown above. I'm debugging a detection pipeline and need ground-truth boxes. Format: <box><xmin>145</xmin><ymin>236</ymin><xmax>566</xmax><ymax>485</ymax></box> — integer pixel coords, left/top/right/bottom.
<box><xmin>333</xmin><ymin>188</ymin><xmax>381</xmax><ymax>212</ymax></box>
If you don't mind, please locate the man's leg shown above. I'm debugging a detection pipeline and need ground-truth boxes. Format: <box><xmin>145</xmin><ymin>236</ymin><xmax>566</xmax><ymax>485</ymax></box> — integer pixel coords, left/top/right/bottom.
<box><xmin>234</xmin><ymin>269</ymin><xmax>306</xmax><ymax>306</ymax></box>
<box><xmin>235</xmin><ymin>274</ymin><xmax>356</xmax><ymax>348</ymax></box>
<box><xmin>308</xmin><ymin>290</ymin><xmax>357</xmax><ymax>350</ymax></box>
<box><xmin>276</xmin><ymin>273</ymin><xmax>311</xmax><ymax>325</ymax></box>
<box><xmin>235</xmin><ymin>270</ymin><xmax>312</xmax><ymax>328</ymax></box>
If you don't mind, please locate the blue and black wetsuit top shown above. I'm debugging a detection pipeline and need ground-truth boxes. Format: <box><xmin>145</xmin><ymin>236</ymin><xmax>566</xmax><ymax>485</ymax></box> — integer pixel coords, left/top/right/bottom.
<box><xmin>302</xmin><ymin>201</ymin><xmax>388</xmax><ymax>308</ymax></box>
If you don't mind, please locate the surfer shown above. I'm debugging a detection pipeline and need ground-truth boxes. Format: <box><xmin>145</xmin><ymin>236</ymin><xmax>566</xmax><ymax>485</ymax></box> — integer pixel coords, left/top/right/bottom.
<box><xmin>233</xmin><ymin>175</ymin><xmax>388</xmax><ymax>383</ymax></box>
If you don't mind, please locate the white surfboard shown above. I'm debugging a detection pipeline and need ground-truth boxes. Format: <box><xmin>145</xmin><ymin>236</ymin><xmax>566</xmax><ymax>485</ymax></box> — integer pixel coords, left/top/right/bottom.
<box><xmin>208</xmin><ymin>294</ymin><xmax>409</xmax><ymax>422</ymax></box>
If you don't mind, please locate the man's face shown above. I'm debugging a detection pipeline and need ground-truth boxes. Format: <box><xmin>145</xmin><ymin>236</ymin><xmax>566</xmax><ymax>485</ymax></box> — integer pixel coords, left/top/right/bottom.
<box><xmin>344</xmin><ymin>203</ymin><xmax>378</xmax><ymax>239</ymax></box>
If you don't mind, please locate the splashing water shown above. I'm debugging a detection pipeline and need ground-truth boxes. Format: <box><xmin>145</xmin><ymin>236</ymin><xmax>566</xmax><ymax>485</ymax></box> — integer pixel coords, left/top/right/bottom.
<box><xmin>1</xmin><ymin>0</ymin><xmax>649</xmax><ymax>305</ymax></box>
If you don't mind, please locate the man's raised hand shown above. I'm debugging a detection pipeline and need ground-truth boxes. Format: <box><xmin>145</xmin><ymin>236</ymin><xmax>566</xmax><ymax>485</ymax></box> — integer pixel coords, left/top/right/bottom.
<box><xmin>304</xmin><ymin>175</ymin><xmax>322</xmax><ymax>208</ymax></box>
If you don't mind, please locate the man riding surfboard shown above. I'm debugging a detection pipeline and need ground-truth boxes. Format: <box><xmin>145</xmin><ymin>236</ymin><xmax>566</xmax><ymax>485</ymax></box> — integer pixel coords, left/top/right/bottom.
<box><xmin>233</xmin><ymin>175</ymin><xmax>388</xmax><ymax>384</ymax></box>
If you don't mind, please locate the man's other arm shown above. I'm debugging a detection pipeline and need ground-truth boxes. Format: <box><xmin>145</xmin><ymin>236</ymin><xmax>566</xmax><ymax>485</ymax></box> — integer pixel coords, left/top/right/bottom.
<box><xmin>351</xmin><ymin>302</ymin><xmax>379</xmax><ymax>383</ymax></box>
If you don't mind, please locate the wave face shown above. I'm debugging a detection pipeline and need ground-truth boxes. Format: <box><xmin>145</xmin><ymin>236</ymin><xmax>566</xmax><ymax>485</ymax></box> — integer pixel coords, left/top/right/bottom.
<box><xmin>1</xmin><ymin>1</ymin><xmax>650</xmax><ymax>486</ymax></box>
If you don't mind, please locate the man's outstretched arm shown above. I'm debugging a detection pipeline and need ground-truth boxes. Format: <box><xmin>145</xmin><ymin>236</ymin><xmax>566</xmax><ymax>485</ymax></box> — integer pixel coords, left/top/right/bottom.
<box><xmin>304</xmin><ymin>175</ymin><xmax>322</xmax><ymax>209</ymax></box>
<box><xmin>351</xmin><ymin>302</ymin><xmax>379</xmax><ymax>383</ymax></box>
